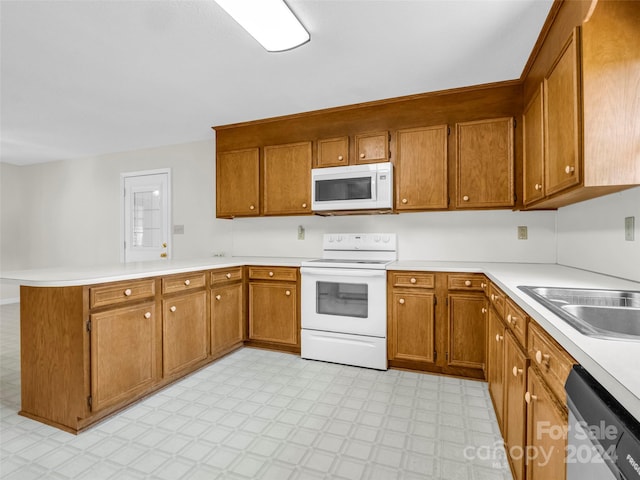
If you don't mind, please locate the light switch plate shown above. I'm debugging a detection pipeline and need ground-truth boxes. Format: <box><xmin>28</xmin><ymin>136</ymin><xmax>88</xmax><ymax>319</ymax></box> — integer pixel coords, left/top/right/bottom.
<box><xmin>517</xmin><ymin>226</ymin><xmax>528</xmax><ymax>240</ymax></box>
<box><xmin>173</xmin><ymin>224</ymin><xmax>185</xmax><ymax>235</ymax></box>
<box><xmin>297</xmin><ymin>225</ymin><xmax>305</xmax><ymax>240</ymax></box>
<box><xmin>625</xmin><ymin>216</ymin><xmax>635</xmax><ymax>241</ymax></box>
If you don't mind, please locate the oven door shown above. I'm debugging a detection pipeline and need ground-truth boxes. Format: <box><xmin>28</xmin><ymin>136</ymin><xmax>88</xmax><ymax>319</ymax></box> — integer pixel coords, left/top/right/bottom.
<box><xmin>301</xmin><ymin>267</ymin><xmax>387</xmax><ymax>337</ymax></box>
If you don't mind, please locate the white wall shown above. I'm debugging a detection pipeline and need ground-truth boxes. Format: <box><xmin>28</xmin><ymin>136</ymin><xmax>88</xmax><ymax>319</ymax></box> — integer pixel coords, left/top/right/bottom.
<box><xmin>231</xmin><ymin>209</ymin><xmax>558</xmax><ymax>263</ymax></box>
<box><xmin>557</xmin><ymin>187</ymin><xmax>640</xmax><ymax>282</ymax></box>
<box><xmin>0</xmin><ymin>139</ymin><xmax>233</xmax><ymax>301</ymax></box>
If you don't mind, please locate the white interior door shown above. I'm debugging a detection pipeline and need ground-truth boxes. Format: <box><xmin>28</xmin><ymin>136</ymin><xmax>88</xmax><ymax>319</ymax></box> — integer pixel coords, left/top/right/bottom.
<box><xmin>122</xmin><ymin>170</ymin><xmax>171</xmax><ymax>263</ymax></box>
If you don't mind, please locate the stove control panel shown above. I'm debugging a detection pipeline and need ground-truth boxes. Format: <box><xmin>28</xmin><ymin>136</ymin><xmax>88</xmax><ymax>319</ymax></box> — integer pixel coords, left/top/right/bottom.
<box><xmin>323</xmin><ymin>233</ymin><xmax>397</xmax><ymax>251</ymax></box>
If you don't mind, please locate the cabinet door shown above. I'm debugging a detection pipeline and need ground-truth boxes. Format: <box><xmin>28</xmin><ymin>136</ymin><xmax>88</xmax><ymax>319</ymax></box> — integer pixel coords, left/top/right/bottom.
<box><xmin>487</xmin><ymin>308</ymin><xmax>506</xmax><ymax>429</ymax></box>
<box><xmin>317</xmin><ymin>136</ymin><xmax>349</xmax><ymax>168</ymax></box>
<box><xmin>216</xmin><ymin>148</ymin><xmax>260</xmax><ymax>218</ymax></box>
<box><xmin>526</xmin><ymin>368</ymin><xmax>567</xmax><ymax>480</ymax></box>
<box><xmin>211</xmin><ymin>282</ymin><xmax>244</xmax><ymax>357</ymax></box>
<box><xmin>90</xmin><ymin>303</ymin><xmax>158</xmax><ymax>412</ymax></box>
<box><xmin>395</xmin><ymin>125</ymin><xmax>448</xmax><ymax>210</ymax></box>
<box><xmin>544</xmin><ymin>28</ymin><xmax>581</xmax><ymax>197</ymax></box>
<box><xmin>504</xmin><ymin>332</ymin><xmax>529</xmax><ymax>480</ymax></box>
<box><xmin>162</xmin><ymin>291</ymin><xmax>208</xmax><ymax>377</ymax></box>
<box><xmin>523</xmin><ymin>84</ymin><xmax>545</xmax><ymax>206</ymax></box>
<box><xmin>249</xmin><ymin>282</ymin><xmax>298</xmax><ymax>346</ymax></box>
<box><xmin>447</xmin><ymin>293</ymin><xmax>486</xmax><ymax>371</ymax></box>
<box><xmin>389</xmin><ymin>290</ymin><xmax>436</xmax><ymax>364</ymax></box>
<box><xmin>355</xmin><ymin>131</ymin><xmax>389</xmax><ymax>164</ymax></box>
<box><xmin>263</xmin><ymin>142</ymin><xmax>312</xmax><ymax>215</ymax></box>
<box><xmin>456</xmin><ymin>117</ymin><xmax>514</xmax><ymax>208</ymax></box>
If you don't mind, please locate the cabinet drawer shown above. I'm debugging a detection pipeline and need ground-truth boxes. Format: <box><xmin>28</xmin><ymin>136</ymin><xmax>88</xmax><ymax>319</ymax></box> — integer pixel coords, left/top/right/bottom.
<box><xmin>162</xmin><ymin>272</ymin><xmax>206</xmax><ymax>294</ymax></box>
<box><xmin>248</xmin><ymin>266</ymin><xmax>298</xmax><ymax>282</ymax></box>
<box><xmin>447</xmin><ymin>274</ymin><xmax>485</xmax><ymax>291</ymax></box>
<box><xmin>390</xmin><ymin>272</ymin><xmax>435</xmax><ymax>289</ymax></box>
<box><xmin>211</xmin><ymin>267</ymin><xmax>243</xmax><ymax>285</ymax></box>
<box><xmin>489</xmin><ymin>283</ymin><xmax>506</xmax><ymax>318</ymax></box>
<box><xmin>505</xmin><ymin>298</ymin><xmax>528</xmax><ymax>349</ymax></box>
<box><xmin>527</xmin><ymin>321</ymin><xmax>575</xmax><ymax>405</ymax></box>
<box><xmin>90</xmin><ymin>279</ymin><xmax>156</xmax><ymax>309</ymax></box>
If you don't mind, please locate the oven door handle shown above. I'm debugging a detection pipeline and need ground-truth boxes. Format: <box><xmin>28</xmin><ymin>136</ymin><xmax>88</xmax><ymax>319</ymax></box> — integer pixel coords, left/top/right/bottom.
<box><xmin>300</xmin><ymin>267</ymin><xmax>386</xmax><ymax>277</ymax></box>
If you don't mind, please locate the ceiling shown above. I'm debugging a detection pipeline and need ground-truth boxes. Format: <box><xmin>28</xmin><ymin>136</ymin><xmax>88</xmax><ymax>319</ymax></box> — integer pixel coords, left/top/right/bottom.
<box><xmin>0</xmin><ymin>0</ymin><xmax>554</xmax><ymax>166</ymax></box>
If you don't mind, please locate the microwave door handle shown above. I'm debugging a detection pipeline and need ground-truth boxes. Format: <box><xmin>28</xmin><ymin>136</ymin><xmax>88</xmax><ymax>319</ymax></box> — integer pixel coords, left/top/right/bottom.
<box><xmin>300</xmin><ymin>267</ymin><xmax>386</xmax><ymax>277</ymax></box>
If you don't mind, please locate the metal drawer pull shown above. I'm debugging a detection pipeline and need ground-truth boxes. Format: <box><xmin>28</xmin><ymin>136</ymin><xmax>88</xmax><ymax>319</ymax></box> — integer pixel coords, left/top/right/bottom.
<box><xmin>481</xmin><ymin>307</ymin><xmax>487</xmax><ymax>314</ymax></box>
<box><xmin>269</xmin><ymin>271</ymin><xmax>274</xmax><ymax>277</ymax></box>
<box><xmin>399</xmin><ymin>298</ymin><xmax>405</xmax><ymax>305</ymax></box>
<box><xmin>512</xmin><ymin>366</ymin><xmax>523</xmax><ymax>376</ymax></box>
<box><xmin>410</xmin><ymin>278</ymin><xmax>417</xmax><ymax>284</ymax></box>
<box><xmin>144</xmin><ymin>312</ymin><xmax>151</xmax><ymax>319</ymax></box>
<box><xmin>170</xmin><ymin>306</ymin><xmax>176</xmax><ymax>312</ymax></box>
<box><xmin>226</xmin><ymin>273</ymin><xmax>232</xmax><ymax>279</ymax></box>
<box><xmin>525</xmin><ymin>392</ymin><xmax>537</xmax><ymax>404</ymax></box>
<box><xmin>285</xmin><ymin>290</ymin><xmax>291</xmax><ymax>296</ymax></box>
<box><xmin>495</xmin><ymin>334</ymin><xmax>503</xmax><ymax>342</ymax></box>
<box><xmin>184</xmin><ymin>279</ymin><xmax>190</xmax><ymax>286</ymax></box>
<box><xmin>464</xmin><ymin>280</ymin><xmax>472</xmax><ymax>287</ymax></box>
<box><xmin>124</xmin><ymin>288</ymin><xmax>132</xmax><ymax>296</ymax></box>
<box><xmin>215</xmin><ymin>295</ymin><xmax>221</xmax><ymax>301</ymax></box>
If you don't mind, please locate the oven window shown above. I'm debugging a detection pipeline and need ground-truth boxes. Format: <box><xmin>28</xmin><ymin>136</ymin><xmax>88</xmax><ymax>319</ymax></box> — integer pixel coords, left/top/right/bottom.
<box><xmin>315</xmin><ymin>177</ymin><xmax>372</xmax><ymax>202</ymax></box>
<box><xmin>317</xmin><ymin>281</ymin><xmax>368</xmax><ymax>318</ymax></box>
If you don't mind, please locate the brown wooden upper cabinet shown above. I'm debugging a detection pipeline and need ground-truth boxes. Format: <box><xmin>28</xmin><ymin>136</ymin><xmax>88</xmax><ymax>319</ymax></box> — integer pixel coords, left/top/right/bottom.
<box><xmin>544</xmin><ymin>28</ymin><xmax>582</xmax><ymax>198</ymax></box>
<box><xmin>455</xmin><ymin>117</ymin><xmax>515</xmax><ymax>208</ymax></box>
<box><xmin>523</xmin><ymin>84</ymin><xmax>545</xmax><ymax>206</ymax></box>
<box><xmin>216</xmin><ymin>148</ymin><xmax>260</xmax><ymax>218</ymax></box>
<box><xmin>263</xmin><ymin>141</ymin><xmax>312</xmax><ymax>216</ymax></box>
<box><xmin>316</xmin><ymin>136</ymin><xmax>349</xmax><ymax>168</ymax></box>
<box><xmin>395</xmin><ymin>125</ymin><xmax>448</xmax><ymax>211</ymax></box>
<box><xmin>355</xmin><ymin>131</ymin><xmax>390</xmax><ymax>164</ymax></box>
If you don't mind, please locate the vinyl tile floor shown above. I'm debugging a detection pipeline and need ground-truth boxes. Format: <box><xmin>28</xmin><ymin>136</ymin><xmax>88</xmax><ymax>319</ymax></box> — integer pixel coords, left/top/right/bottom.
<box><xmin>0</xmin><ymin>303</ymin><xmax>513</xmax><ymax>479</ymax></box>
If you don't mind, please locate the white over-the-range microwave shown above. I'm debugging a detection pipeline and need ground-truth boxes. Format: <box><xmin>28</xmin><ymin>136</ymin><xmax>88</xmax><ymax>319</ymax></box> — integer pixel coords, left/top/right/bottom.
<box><xmin>311</xmin><ymin>162</ymin><xmax>393</xmax><ymax>212</ymax></box>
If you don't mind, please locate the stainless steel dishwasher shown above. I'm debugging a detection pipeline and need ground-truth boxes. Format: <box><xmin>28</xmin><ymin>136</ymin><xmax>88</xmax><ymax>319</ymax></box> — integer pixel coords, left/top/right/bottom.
<box><xmin>565</xmin><ymin>365</ymin><xmax>640</xmax><ymax>479</ymax></box>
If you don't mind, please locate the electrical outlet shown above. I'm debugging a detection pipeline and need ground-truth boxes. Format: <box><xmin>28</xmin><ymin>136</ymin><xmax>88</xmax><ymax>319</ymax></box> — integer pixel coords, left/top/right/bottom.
<box><xmin>297</xmin><ymin>225</ymin><xmax>305</xmax><ymax>240</ymax></box>
<box><xmin>517</xmin><ymin>226</ymin><xmax>528</xmax><ymax>240</ymax></box>
<box><xmin>625</xmin><ymin>216</ymin><xmax>635</xmax><ymax>241</ymax></box>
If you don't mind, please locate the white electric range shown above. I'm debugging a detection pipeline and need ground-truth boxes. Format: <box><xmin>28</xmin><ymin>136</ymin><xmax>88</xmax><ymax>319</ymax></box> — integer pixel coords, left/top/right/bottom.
<box><xmin>300</xmin><ymin>233</ymin><xmax>397</xmax><ymax>370</ymax></box>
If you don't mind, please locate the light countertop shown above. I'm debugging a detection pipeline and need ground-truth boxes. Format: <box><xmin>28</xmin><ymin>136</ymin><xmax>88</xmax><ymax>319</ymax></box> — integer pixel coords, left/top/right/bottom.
<box><xmin>3</xmin><ymin>257</ymin><xmax>639</xmax><ymax>420</ymax></box>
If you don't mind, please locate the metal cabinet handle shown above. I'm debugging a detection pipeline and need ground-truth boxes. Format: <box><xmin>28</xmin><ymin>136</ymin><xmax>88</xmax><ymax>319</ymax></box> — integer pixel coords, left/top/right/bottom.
<box><xmin>124</xmin><ymin>288</ymin><xmax>132</xmax><ymax>296</ymax></box>
<box><xmin>360</xmin><ymin>153</ymin><xmax>366</xmax><ymax>159</ymax></box>
<box><xmin>481</xmin><ymin>307</ymin><xmax>487</xmax><ymax>314</ymax></box>
<box><xmin>399</xmin><ymin>298</ymin><xmax>405</xmax><ymax>305</ymax></box>
<box><xmin>144</xmin><ymin>312</ymin><xmax>151</xmax><ymax>319</ymax></box>
<box><xmin>535</xmin><ymin>183</ymin><xmax>543</xmax><ymax>191</ymax></box>
<box><xmin>215</xmin><ymin>294</ymin><xmax>221</xmax><ymax>301</ymax></box>
<box><xmin>495</xmin><ymin>334</ymin><xmax>503</xmax><ymax>342</ymax></box>
<box><xmin>184</xmin><ymin>279</ymin><xmax>190</xmax><ymax>286</ymax></box>
<box><xmin>464</xmin><ymin>280</ymin><xmax>472</xmax><ymax>287</ymax></box>
<box><xmin>338</xmin><ymin>155</ymin><xmax>344</xmax><ymax>161</ymax></box>
<box><xmin>402</xmin><ymin>198</ymin><xmax>408</xmax><ymax>204</ymax></box>
<box><xmin>525</xmin><ymin>392</ymin><xmax>537</xmax><ymax>404</ymax></box>
<box><xmin>269</xmin><ymin>271</ymin><xmax>274</xmax><ymax>277</ymax></box>
<box><xmin>565</xmin><ymin>165</ymin><xmax>575</xmax><ymax>174</ymax></box>
<box><xmin>302</xmin><ymin>203</ymin><xmax>307</xmax><ymax>208</ymax></box>
<box><xmin>249</xmin><ymin>204</ymin><xmax>255</xmax><ymax>210</ymax></box>
<box><xmin>170</xmin><ymin>306</ymin><xmax>176</xmax><ymax>312</ymax></box>
<box><xmin>226</xmin><ymin>273</ymin><xmax>232</xmax><ymax>279</ymax></box>
<box><xmin>462</xmin><ymin>195</ymin><xmax>470</xmax><ymax>202</ymax></box>
<box><xmin>285</xmin><ymin>290</ymin><xmax>291</xmax><ymax>296</ymax></box>
<box><xmin>410</xmin><ymin>278</ymin><xmax>417</xmax><ymax>284</ymax></box>
<box><xmin>512</xmin><ymin>366</ymin><xmax>523</xmax><ymax>377</ymax></box>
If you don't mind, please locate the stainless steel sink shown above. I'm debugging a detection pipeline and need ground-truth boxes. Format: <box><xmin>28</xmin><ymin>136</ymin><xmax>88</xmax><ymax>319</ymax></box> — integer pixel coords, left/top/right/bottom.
<box><xmin>518</xmin><ymin>286</ymin><xmax>640</xmax><ymax>341</ymax></box>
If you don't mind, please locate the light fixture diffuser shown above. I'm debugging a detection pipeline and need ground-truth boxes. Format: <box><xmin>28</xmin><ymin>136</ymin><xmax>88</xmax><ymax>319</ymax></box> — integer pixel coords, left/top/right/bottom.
<box><xmin>214</xmin><ymin>0</ymin><xmax>310</xmax><ymax>52</ymax></box>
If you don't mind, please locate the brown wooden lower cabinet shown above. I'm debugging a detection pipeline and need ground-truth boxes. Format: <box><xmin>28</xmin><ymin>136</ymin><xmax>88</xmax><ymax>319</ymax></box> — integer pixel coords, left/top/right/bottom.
<box><xmin>389</xmin><ymin>288</ymin><xmax>436</xmax><ymax>364</ymax></box>
<box><xmin>526</xmin><ymin>367</ymin><xmax>568</xmax><ymax>480</ymax></box>
<box><xmin>162</xmin><ymin>291</ymin><xmax>208</xmax><ymax>378</ymax></box>
<box><xmin>387</xmin><ymin>271</ymin><xmax>486</xmax><ymax>379</ymax></box>
<box><xmin>19</xmin><ymin>267</ymin><xmax>248</xmax><ymax>433</ymax></box>
<box><xmin>487</xmin><ymin>307</ymin><xmax>506</xmax><ymax>430</ymax></box>
<box><xmin>247</xmin><ymin>266</ymin><xmax>300</xmax><ymax>352</ymax></box>
<box><xmin>211</xmin><ymin>282</ymin><xmax>244</xmax><ymax>357</ymax></box>
<box><xmin>504</xmin><ymin>331</ymin><xmax>529</xmax><ymax>480</ymax></box>
<box><xmin>447</xmin><ymin>292</ymin><xmax>486</xmax><ymax>371</ymax></box>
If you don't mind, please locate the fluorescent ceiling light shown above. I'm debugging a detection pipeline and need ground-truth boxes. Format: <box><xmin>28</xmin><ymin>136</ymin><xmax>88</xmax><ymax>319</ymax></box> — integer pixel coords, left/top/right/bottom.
<box><xmin>214</xmin><ymin>0</ymin><xmax>310</xmax><ymax>52</ymax></box>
